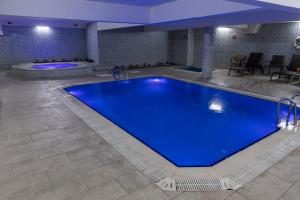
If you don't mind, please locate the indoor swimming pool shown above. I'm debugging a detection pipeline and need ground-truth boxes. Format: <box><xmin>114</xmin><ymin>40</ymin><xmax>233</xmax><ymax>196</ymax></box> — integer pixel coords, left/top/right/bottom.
<box><xmin>65</xmin><ymin>76</ymin><xmax>297</xmax><ymax>167</ymax></box>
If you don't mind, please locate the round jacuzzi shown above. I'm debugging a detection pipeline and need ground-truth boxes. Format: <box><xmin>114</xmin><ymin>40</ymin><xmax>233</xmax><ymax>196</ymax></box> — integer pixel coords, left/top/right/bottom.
<box><xmin>32</xmin><ymin>63</ymin><xmax>79</xmax><ymax>70</ymax></box>
<box><xmin>12</xmin><ymin>62</ymin><xmax>93</xmax><ymax>79</ymax></box>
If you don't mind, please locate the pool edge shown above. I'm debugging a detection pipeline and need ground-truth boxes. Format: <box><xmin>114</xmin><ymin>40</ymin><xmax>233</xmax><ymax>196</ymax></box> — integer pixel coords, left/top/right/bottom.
<box><xmin>54</xmin><ymin>74</ymin><xmax>300</xmax><ymax>192</ymax></box>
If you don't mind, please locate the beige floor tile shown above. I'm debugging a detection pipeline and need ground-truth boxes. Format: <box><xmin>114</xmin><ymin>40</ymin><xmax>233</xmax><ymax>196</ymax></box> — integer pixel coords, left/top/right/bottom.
<box><xmin>71</xmin><ymin>180</ymin><xmax>127</xmax><ymax>200</ymax></box>
<box><xmin>237</xmin><ymin>172</ymin><xmax>291</xmax><ymax>200</ymax></box>
<box><xmin>120</xmin><ymin>184</ymin><xmax>169</xmax><ymax>200</ymax></box>
<box><xmin>116</xmin><ymin>171</ymin><xmax>151</xmax><ymax>194</ymax></box>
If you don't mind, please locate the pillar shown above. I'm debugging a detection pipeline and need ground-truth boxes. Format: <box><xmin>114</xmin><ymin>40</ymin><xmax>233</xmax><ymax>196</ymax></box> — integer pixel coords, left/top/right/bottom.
<box><xmin>201</xmin><ymin>27</ymin><xmax>215</xmax><ymax>79</ymax></box>
<box><xmin>186</xmin><ymin>29</ymin><xmax>194</xmax><ymax>66</ymax></box>
<box><xmin>86</xmin><ymin>22</ymin><xmax>100</xmax><ymax>64</ymax></box>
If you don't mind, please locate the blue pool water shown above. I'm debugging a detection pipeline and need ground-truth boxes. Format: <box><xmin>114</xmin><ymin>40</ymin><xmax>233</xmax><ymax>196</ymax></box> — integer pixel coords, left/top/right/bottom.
<box><xmin>32</xmin><ymin>63</ymin><xmax>79</xmax><ymax>69</ymax></box>
<box><xmin>65</xmin><ymin>77</ymin><xmax>297</xmax><ymax>167</ymax></box>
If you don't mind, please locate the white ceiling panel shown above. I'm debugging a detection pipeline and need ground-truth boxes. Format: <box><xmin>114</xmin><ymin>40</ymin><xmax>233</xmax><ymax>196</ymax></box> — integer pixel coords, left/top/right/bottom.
<box><xmin>88</xmin><ymin>0</ymin><xmax>176</xmax><ymax>7</ymax></box>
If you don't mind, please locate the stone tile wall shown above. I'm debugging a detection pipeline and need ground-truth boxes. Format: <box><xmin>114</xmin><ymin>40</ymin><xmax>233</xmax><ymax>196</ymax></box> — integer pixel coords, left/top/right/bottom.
<box><xmin>0</xmin><ymin>26</ymin><xmax>87</xmax><ymax>70</ymax></box>
<box><xmin>213</xmin><ymin>22</ymin><xmax>300</xmax><ymax>68</ymax></box>
<box><xmin>98</xmin><ymin>30</ymin><xmax>169</xmax><ymax>66</ymax></box>
<box><xmin>169</xmin><ymin>22</ymin><xmax>300</xmax><ymax>68</ymax></box>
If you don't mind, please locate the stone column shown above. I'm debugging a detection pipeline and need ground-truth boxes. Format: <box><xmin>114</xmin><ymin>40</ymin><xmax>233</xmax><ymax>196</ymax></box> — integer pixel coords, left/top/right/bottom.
<box><xmin>86</xmin><ymin>22</ymin><xmax>100</xmax><ymax>64</ymax></box>
<box><xmin>186</xmin><ymin>29</ymin><xmax>194</xmax><ymax>66</ymax></box>
<box><xmin>0</xmin><ymin>23</ymin><xmax>3</xmax><ymax>36</ymax></box>
<box><xmin>201</xmin><ymin>27</ymin><xmax>215</xmax><ymax>79</ymax></box>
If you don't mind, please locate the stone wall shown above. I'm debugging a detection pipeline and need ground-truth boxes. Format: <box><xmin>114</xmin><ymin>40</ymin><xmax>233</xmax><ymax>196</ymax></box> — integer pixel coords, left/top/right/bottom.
<box><xmin>168</xmin><ymin>30</ymin><xmax>188</xmax><ymax>66</ymax></box>
<box><xmin>0</xmin><ymin>26</ymin><xmax>87</xmax><ymax>70</ymax></box>
<box><xmin>98</xmin><ymin>30</ymin><xmax>169</xmax><ymax>66</ymax></box>
<box><xmin>168</xmin><ymin>22</ymin><xmax>300</xmax><ymax>68</ymax></box>
<box><xmin>213</xmin><ymin>23</ymin><xmax>300</xmax><ymax>68</ymax></box>
<box><xmin>1</xmin><ymin>22</ymin><xmax>299</xmax><ymax>70</ymax></box>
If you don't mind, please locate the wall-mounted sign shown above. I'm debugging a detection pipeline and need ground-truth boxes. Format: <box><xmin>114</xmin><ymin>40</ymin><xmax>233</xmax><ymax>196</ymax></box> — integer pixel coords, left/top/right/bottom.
<box><xmin>232</xmin><ymin>32</ymin><xmax>237</xmax><ymax>40</ymax></box>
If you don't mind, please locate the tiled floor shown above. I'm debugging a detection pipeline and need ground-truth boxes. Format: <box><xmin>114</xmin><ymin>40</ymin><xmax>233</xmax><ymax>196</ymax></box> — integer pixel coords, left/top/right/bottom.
<box><xmin>0</xmin><ymin>68</ymin><xmax>300</xmax><ymax>200</ymax></box>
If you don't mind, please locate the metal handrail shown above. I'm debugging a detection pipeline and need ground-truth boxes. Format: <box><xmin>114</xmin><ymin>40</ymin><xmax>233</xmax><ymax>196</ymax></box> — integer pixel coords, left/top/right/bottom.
<box><xmin>292</xmin><ymin>93</ymin><xmax>300</xmax><ymax>101</ymax></box>
<box><xmin>277</xmin><ymin>98</ymin><xmax>297</xmax><ymax>126</ymax></box>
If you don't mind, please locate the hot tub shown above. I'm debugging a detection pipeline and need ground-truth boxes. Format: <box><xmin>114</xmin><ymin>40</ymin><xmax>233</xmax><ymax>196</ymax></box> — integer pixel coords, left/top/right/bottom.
<box><xmin>31</xmin><ymin>63</ymin><xmax>79</xmax><ymax>70</ymax></box>
<box><xmin>12</xmin><ymin>62</ymin><xmax>93</xmax><ymax>79</ymax></box>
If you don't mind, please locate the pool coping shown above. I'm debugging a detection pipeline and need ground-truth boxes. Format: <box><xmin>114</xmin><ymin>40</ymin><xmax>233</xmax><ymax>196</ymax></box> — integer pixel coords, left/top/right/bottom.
<box><xmin>54</xmin><ymin>74</ymin><xmax>300</xmax><ymax>192</ymax></box>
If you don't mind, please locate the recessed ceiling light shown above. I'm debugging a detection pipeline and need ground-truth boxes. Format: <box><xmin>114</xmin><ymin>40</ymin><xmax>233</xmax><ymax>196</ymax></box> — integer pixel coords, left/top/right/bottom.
<box><xmin>218</xmin><ymin>27</ymin><xmax>231</xmax><ymax>31</ymax></box>
<box><xmin>35</xmin><ymin>26</ymin><xmax>51</xmax><ymax>33</ymax></box>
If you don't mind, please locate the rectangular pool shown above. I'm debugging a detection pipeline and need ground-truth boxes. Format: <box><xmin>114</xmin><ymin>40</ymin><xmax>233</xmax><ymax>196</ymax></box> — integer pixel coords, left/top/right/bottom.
<box><xmin>65</xmin><ymin>77</ymin><xmax>294</xmax><ymax>167</ymax></box>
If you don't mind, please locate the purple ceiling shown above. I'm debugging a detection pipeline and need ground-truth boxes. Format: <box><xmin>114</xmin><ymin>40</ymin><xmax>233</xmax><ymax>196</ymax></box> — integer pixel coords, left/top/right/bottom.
<box><xmin>89</xmin><ymin>0</ymin><xmax>176</xmax><ymax>7</ymax></box>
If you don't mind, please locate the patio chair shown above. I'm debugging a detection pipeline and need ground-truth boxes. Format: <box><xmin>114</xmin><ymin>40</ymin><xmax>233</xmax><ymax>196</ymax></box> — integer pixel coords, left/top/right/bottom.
<box><xmin>228</xmin><ymin>53</ymin><xmax>263</xmax><ymax>76</ymax></box>
<box><xmin>270</xmin><ymin>54</ymin><xmax>300</xmax><ymax>82</ymax></box>
<box><xmin>230</xmin><ymin>54</ymin><xmax>247</xmax><ymax>68</ymax></box>
<box><xmin>265</xmin><ymin>55</ymin><xmax>285</xmax><ymax>74</ymax></box>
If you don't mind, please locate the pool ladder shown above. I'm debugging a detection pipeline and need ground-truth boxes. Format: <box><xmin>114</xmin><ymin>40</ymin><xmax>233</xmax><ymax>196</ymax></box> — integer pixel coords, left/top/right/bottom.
<box><xmin>277</xmin><ymin>93</ymin><xmax>300</xmax><ymax>127</ymax></box>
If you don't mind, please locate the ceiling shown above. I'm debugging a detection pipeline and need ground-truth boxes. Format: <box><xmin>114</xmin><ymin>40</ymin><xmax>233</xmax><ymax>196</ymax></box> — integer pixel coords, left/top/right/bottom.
<box><xmin>0</xmin><ymin>0</ymin><xmax>299</xmax><ymax>29</ymax></box>
<box><xmin>87</xmin><ymin>0</ymin><xmax>176</xmax><ymax>7</ymax></box>
<box><xmin>0</xmin><ymin>15</ymin><xmax>89</xmax><ymax>28</ymax></box>
<box><xmin>145</xmin><ymin>8</ymin><xmax>300</xmax><ymax>31</ymax></box>
<box><xmin>252</xmin><ymin>0</ymin><xmax>300</xmax><ymax>9</ymax></box>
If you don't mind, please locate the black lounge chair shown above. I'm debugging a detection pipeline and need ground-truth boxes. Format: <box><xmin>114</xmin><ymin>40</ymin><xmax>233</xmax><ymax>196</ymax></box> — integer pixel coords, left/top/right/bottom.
<box><xmin>265</xmin><ymin>55</ymin><xmax>285</xmax><ymax>74</ymax></box>
<box><xmin>228</xmin><ymin>53</ymin><xmax>263</xmax><ymax>76</ymax></box>
<box><xmin>230</xmin><ymin>55</ymin><xmax>247</xmax><ymax>68</ymax></box>
<box><xmin>270</xmin><ymin>54</ymin><xmax>300</xmax><ymax>82</ymax></box>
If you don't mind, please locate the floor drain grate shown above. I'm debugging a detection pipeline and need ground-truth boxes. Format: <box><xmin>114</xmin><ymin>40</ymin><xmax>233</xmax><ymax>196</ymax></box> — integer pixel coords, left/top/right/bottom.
<box><xmin>143</xmin><ymin>168</ymin><xmax>167</xmax><ymax>183</ymax></box>
<box><xmin>176</xmin><ymin>178</ymin><xmax>223</xmax><ymax>191</ymax></box>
